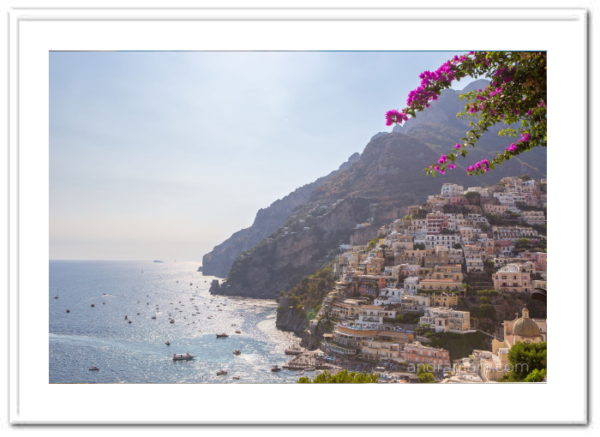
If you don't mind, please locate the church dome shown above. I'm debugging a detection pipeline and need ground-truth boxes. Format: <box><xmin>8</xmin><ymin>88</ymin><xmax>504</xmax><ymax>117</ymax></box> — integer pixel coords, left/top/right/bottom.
<box><xmin>513</xmin><ymin>317</ymin><xmax>541</xmax><ymax>337</ymax></box>
<box><xmin>513</xmin><ymin>307</ymin><xmax>541</xmax><ymax>338</ymax></box>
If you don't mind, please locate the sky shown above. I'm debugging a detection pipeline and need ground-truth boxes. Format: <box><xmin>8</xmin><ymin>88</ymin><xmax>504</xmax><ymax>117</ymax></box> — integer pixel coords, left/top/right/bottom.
<box><xmin>50</xmin><ymin>51</ymin><xmax>470</xmax><ymax>262</ymax></box>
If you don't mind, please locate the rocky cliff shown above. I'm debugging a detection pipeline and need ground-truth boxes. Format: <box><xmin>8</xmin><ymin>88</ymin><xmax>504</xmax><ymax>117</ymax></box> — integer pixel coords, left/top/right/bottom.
<box><xmin>202</xmin><ymin>152</ymin><xmax>360</xmax><ymax>277</ymax></box>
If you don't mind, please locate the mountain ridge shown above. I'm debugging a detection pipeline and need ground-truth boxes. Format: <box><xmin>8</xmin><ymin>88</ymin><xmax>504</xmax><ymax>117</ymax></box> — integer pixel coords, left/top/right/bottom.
<box><xmin>202</xmin><ymin>152</ymin><xmax>361</xmax><ymax>277</ymax></box>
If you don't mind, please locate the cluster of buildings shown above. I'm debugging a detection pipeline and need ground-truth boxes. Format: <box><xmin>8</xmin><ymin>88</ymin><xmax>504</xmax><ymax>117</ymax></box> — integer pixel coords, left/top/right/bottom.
<box><xmin>315</xmin><ymin>177</ymin><xmax>547</xmax><ymax>380</ymax></box>
<box><xmin>443</xmin><ymin>307</ymin><xmax>547</xmax><ymax>383</ymax></box>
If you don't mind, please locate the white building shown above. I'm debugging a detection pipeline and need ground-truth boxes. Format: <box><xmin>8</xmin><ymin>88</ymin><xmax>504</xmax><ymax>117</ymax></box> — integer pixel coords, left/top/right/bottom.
<box><xmin>466</xmin><ymin>213</ymin><xmax>490</xmax><ymax>226</ymax></box>
<box><xmin>441</xmin><ymin>183</ymin><xmax>465</xmax><ymax>198</ymax></box>
<box><xmin>374</xmin><ymin>288</ymin><xmax>404</xmax><ymax>306</ymax></box>
<box><xmin>399</xmin><ymin>295</ymin><xmax>430</xmax><ymax>312</ymax></box>
<box><xmin>357</xmin><ymin>305</ymin><xmax>396</xmax><ymax>324</ymax></box>
<box><xmin>403</xmin><ymin>276</ymin><xmax>420</xmax><ymax>295</ymax></box>
<box><xmin>425</xmin><ymin>233</ymin><xmax>460</xmax><ymax>249</ymax></box>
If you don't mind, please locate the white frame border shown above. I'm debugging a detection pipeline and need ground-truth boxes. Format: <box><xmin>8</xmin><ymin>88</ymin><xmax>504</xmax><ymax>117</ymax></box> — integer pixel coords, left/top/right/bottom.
<box><xmin>6</xmin><ymin>2</ymin><xmax>589</xmax><ymax>426</ymax></box>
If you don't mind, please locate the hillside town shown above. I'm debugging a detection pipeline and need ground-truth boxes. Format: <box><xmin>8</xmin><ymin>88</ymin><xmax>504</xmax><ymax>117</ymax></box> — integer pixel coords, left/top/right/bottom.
<box><xmin>287</xmin><ymin>176</ymin><xmax>547</xmax><ymax>383</ymax></box>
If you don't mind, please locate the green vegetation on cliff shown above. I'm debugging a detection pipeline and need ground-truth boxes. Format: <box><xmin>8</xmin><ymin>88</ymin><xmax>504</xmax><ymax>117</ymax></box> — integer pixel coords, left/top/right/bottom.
<box><xmin>425</xmin><ymin>331</ymin><xmax>491</xmax><ymax>361</ymax></box>
<box><xmin>279</xmin><ymin>266</ymin><xmax>334</xmax><ymax>317</ymax></box>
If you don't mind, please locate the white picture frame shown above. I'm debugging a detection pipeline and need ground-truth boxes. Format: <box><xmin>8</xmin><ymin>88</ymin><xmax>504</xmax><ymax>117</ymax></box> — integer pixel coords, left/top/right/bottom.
<box><xmin>4</xmin><ymin>0</ymin><xmax>590</xmax><ymax>426</ymax></box>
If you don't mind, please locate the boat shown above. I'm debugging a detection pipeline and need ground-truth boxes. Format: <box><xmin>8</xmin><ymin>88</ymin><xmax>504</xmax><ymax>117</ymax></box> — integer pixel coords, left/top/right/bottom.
<box><xmin>169</xmin><ymin>319</ymin><xmax>175</xmax><ymax>324</ymax></box>
<box><xmin>153</xmin><ymin>260</ymin><xmax>164</xmax><ymax>263</ymax></box>
<box><xmin>172</xmin><ymin>353</ymin><xmax>194</xmax><ymax>361</ymax></box>
<box><xmin>233</xmin><ymin>350</ymin><xmax>241</xmax><ymax>356</ymax></box>
<box><xmin>284</xmin><ymin>346</ymin><xmax>303</xmax><ymax>355</ymax></box>
<box><xmin>216</xmin><ymin>333</ymin><xmax>229</xmax><ymax>338</ymax></box>
<box><xmin>271</xmin><ymin>365</ymin><xmax>282</xmax><ymax>372</ymax></box>
<box><xmin>235</xmin><ymin>330</ymin><xmax>242</xmax><ymax>334</ymax></box>
<box><xmin>232</xmin><ymin>376</ymin><xmax>240</xmax><ymax>380</ymax></box>
<box><xmin>165</xmin><ymin>341</ymin><xmax>171</xmax><ymax>346</ymax></box>
<box><xmin>216</xmin><ymin>370</ymin><xmax>228</xmax><ymax>376</ymax></box>
<box><xmin>88</xmin><ymin>366</ymin><xmax>100</xmax><ymax>371</ymax></box>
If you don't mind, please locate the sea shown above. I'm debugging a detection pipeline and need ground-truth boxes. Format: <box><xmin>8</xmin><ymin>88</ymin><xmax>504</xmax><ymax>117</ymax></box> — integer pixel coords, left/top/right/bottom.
<box><xmin>49</xmin><ymin>260</ymin><xmax>311</xmax><ymax>384</ymax></box>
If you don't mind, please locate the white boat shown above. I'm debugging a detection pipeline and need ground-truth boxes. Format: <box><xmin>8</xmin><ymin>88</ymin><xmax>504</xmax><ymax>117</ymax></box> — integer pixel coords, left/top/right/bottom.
<box><xmin>172</xmin><ymin>353</ymin><xmax>194</xmax><ymax>361</ymax></box>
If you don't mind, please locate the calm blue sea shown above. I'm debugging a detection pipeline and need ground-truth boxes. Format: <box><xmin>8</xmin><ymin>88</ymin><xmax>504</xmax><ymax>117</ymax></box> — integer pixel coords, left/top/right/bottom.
<box><xmin>49</xmin><ymin>260</ymin><xmax>308</xmax><ymax>383</ymax></box>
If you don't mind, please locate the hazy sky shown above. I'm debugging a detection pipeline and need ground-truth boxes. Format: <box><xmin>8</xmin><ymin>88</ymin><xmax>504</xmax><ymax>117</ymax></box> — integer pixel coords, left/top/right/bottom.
<box><xmin>50</xmin><ymin>51</ymin><xmax>468</xmax><ymax>261</ymax></box>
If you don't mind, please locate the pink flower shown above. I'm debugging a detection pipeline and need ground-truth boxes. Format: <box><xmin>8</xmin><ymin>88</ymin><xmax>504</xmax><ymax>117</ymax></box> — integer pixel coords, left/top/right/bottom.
<box><xmin>454</xmin><ymin>144</ymin><xmax>462</xmax><ymax>149</ymax></box>
<box><xmin>385</xmin><ymin>109</ymin><xmax>401</xmax><ymax>126</ymax></box>
<box><xmin>506</xmin><ymin>143</ymin><xmax>518</xmax><ymax>153</ymax></box>
<box><xmin>448</xmin><ymin>163</ymin><xmax>456</xmax><ymax>170</ymax></box>
<box><xmin>520</xmin><ymin>133</ymin><xmax>531</xmax><ymax>142</ymax></box>
<box><xmin>385</xmin><ymin>110</ymin><xmax>409</xmax><ymax>126</ymax></box>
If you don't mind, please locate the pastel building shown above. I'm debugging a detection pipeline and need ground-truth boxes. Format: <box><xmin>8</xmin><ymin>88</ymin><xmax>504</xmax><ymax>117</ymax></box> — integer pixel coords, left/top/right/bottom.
<box><xmin>403</xmin><ymin>341</ymin><xmax>451</xmax><ymax>368</ymax></box>
<box><xmin>419</xmin><ymin>278</ymin><xmax>464</xmax><ymax>293</ymax></box>
<box><xmin>360</xmin><ymin>331</ymin><xmax>415</xmax><ymax>361</ymax></box>
<box><xmin>493</xmin><ymin>263</ymin><xmax>532</xmax><ymax>293</ymax></box>
<box><xmin>419</xmin><ymin>307</ymin><xmax>471</xmax><ymax>333</ymax></box>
